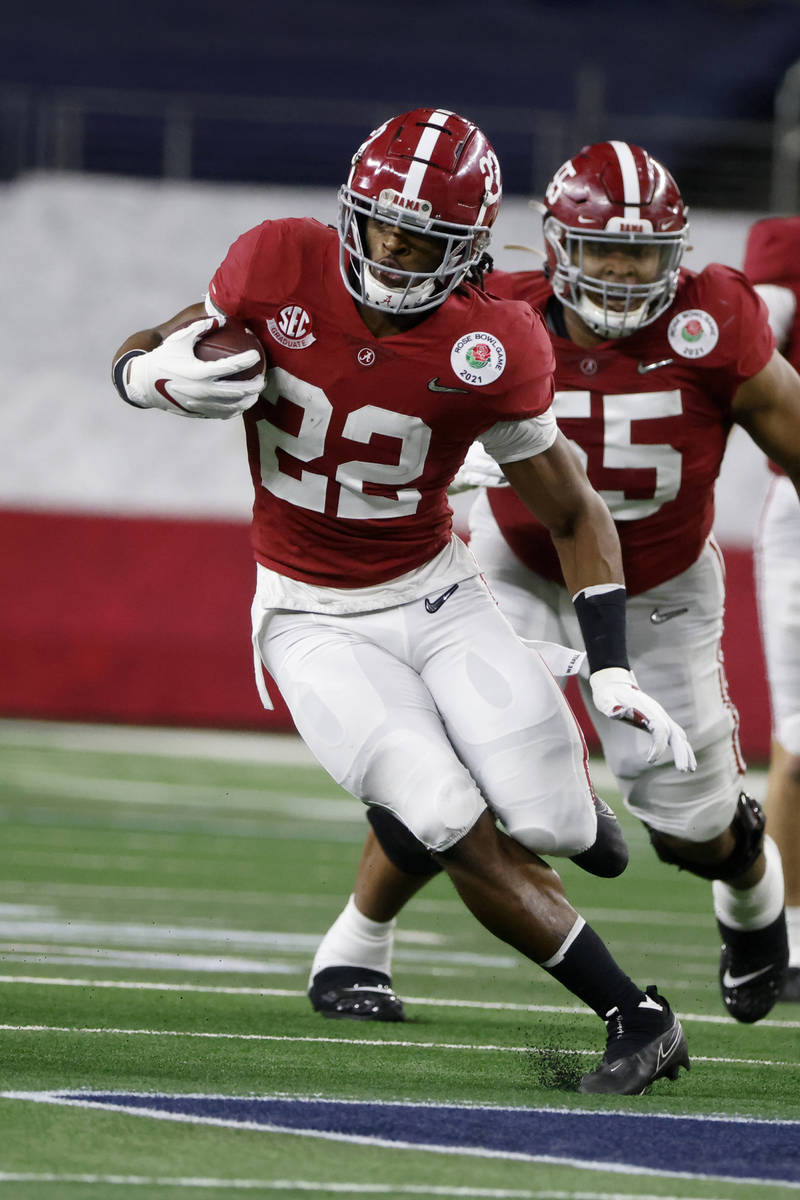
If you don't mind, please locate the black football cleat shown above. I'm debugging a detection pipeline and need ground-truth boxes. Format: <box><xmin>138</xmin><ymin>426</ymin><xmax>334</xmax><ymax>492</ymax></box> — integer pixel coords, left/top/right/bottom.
<box><xmin>779</xmin><ymin>965</ymin><xmax>800</xmax><ymax>1003</ymax></box>
<box><xmin>569</xmin><ymin>793</ymin><xmax>629</xmax><ymax>878</ymax></box>
<box><xmin>579</xmin><ymin>985</ymin><xmax>690</xmax><ymax>1095</ymax></box>
<box><xmin>718</xmin><ymin>910</ymin><xmax>789</xmax><ymax>1022</ymax></box>
<box><xmin>308</xmin><ymin>966</ymin><xmax>406</xmax><ymax>1022</ymax></box>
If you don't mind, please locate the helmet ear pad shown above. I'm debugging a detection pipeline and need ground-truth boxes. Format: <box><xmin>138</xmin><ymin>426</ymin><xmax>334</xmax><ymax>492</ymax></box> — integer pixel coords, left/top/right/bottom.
<box><xmin>337</xmin><ymin>108</ymin><xmax>502</xmax><ymax>314</ymax></box>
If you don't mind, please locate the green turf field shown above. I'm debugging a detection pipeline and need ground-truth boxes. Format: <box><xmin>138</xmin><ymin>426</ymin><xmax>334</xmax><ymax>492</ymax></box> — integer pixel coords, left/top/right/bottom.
<box><xmin>0</xmin><ymin>719</ymin><xmax>798</xmax><ymax>1199</ymax></box>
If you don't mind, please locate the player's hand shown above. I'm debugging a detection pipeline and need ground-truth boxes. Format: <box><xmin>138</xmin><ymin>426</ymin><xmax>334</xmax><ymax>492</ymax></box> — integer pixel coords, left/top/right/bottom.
<box><xmin>589</xmin><ymin>667</ymin><xmax>697</xmax><ymax>772</ymax></box>
<box><xmin>448</xmin><ymin>441</ymin><xmax>508</xmax><ymax>494</ymax></box>
<box><xmin>123</xmin><ymin>318</ymin><xmax>265</xmax><ymax>419</ymax></box>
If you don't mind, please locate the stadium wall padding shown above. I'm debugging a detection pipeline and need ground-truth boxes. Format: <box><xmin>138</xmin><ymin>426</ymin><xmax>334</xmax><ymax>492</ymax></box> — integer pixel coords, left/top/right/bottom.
<box><xmin>1</xmin><ymin>507</ymin><xmax>769</xmax><ymax>758</ymax></box>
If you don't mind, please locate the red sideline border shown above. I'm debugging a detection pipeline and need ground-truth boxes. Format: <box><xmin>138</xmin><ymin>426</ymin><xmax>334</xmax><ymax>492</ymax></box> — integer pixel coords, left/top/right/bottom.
<box><xmin>2</xmin><ymin>509</ymin><xmax>771</xmax><ymax>759</ymax></box>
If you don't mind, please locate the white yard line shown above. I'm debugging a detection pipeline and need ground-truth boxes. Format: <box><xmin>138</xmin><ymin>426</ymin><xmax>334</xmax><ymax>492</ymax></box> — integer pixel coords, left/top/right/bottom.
<box><xmin>1</xmin><ymin>1023</ymin><xmax>797</xmax><ymax>1070</ymax></box>
<box><xmin>0</xmin><ymin>720</ymin><xmax>319</xmax><ymax>766</ymax></box>
<box><xmin>0</xmin><ymin>1174</ymin><xmax>753</xmax><ymax>1199</ymax></box>
<box><xmin>0</xmin><ymin>720</ymin><xmax>769</xmax><ymax>802</ymax></box>
<box><xmin>3</xmin><ymin>765</ymin><xmax>363</xmax><ymax>822</ymax></box>
<box><xmin>1</xmin><ymin>976</ymin><xmax>798</xmax><ymax>1031</ymax></box>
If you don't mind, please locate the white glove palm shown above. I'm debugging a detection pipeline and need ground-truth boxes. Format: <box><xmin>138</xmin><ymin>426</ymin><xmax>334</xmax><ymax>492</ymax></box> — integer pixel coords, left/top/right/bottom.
<box><xmin>589</xmin><ymin>666</ymin><xmax>696</xmax><ymax>772</ymax></box>
<box><xmin>124</xmin><ymin>317</ymin><xmax>265</xmax><ymax>419</ymax></box>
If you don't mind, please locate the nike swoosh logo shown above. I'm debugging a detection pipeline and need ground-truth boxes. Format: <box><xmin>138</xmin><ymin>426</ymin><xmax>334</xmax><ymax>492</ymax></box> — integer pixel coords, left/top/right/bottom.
<box><xmin>722</xmin><ymin>964</ymin><xmax>773</xmax><ymax>989</ymax></box>
<box><xmin>428</xmin><ymin>377</ymin><xmax>470</xmax><ymax>394</ymax></box>
<box><xmin>637</xmin><ymin>358</ymin><xmax>674</xmax><ymax>374</ymax></box>
<box><xmin>649</xmin><ymin>606</ymin><xmax>688</xmax><ymax>625</ymax></box>
<box><xmin>424</xmin><ymin>583</ymin><xmax>459</xmax><ymax>613</ymax></box>
<box><xmin>155</xmin><ymin>377</ymin><xmax>191</xmax><ymax>413</ymax></box>
<box><xmin>576</xmin><ymin>214</ymin><xmax>595</xmax><ymax>224</ymax></box>
<box><xmin>656</xmin><ymin>1025</ymin><xmax>683</xmax><ymax>1072</ymax></box>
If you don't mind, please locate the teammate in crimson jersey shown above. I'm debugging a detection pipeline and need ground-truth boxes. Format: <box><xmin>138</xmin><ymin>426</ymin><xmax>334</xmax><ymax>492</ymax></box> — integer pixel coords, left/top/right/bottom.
<box><xmin>744</xmin><ymin>216</ymin><xmax>800</xmax><ymax>1002</ymax></box>
<box><xmin>315</xmin><ymin>140</ymin><xmax>800</xmax><ymax>1028</ymax></box>
<box><xmin>111</xmin><ymin>112</ymin><xmax>696</xmax><ymax>1094</ymax></box>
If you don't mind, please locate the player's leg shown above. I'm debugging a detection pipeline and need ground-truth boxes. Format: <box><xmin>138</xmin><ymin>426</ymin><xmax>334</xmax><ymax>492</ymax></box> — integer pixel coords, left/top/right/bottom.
<box><xmin>584</xmin><ymin>539</ymin><xmax>788</xmax><ymax>1021</ymax></box>
<box><xmin>254</xmin><ymin>603</ymin><xmax>484</xmax><ymax>1021</ymax></box>
<box><xmin>258</xmin><ymin>599</ymin><xmax>688</xmax><ymax>1091</ymax></box>
<box><xmin>763</xmin><ymin>741</ymin><xmax>800</xmax><ymax>1000</ymax></box>
<box><xmin>308</xmin><ymin>822</ymin><xmax>436</xmax><ymax>1021</ymax></box>
<box><xmin>756</xmin><ymin>474</ymin><xmax>800</xmax><ymax>1001</ymax></box>
<box><xmin>415</xmin><ymin>584</ymin><xmax>687</xmax><ymax>1093</ymax></box>
<box><xmin>467</xmin><ymin>491</ymin><xmax>628</xmax><ymax>876</ymax></box>
<box><xmin>437</xmin><ymin>809</ymin><xmax>688</xmax><ymax>1095</ymax></box>
<box><xmin>305</xmin><ymin>536</ymin><xmax>625</xmax><ymax>1024</ymax></box>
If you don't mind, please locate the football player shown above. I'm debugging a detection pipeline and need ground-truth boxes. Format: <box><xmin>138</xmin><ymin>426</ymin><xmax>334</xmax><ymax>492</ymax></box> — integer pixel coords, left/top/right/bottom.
<box><xmin>744</xmin><ymin>215</ymin><xmax>800</xmax><ymax>1002</ymax></box>
<box><xmin>311</xmin><ymin>140</ymin><xmax>800</xmax><ymax>1029</ymax></box>
<box><xmin>112</xmin><ymin>112</ymin><xmax>696</xmax><ymax>1095</ymax></box>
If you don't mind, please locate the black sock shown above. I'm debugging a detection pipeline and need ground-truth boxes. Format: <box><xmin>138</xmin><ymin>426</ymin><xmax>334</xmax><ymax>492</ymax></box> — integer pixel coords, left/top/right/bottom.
<box><xmin>543</xmin><ymin>920</ymin><xmax>643</xmax><ymax>1019</ymax></box>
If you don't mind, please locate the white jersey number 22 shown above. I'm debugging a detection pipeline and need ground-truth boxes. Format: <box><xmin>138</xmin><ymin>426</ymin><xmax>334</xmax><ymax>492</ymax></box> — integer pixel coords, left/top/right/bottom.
<box><xmin>256</xmin><ymin>367</ymin><xmax>432</xmax><ymax>519</ymax></box>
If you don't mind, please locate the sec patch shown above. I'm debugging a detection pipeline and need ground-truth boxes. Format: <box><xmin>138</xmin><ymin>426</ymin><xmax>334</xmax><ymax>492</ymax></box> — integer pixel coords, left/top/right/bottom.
<box><xmin>450</xmin><ymin>331</ymin><xmax>506</xmax><ymax>387</ymax></box>
<box><xmin>667</xmin><ymin>309</ymin><xmax>719</xmax><ymax>359</ymax></box>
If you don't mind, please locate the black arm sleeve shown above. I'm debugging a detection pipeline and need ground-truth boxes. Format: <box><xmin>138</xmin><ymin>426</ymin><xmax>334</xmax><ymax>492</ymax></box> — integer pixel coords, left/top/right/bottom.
<box><xmin>573</xmin><ymin>586</ymin><xmax>630</xmax><ymax>674</ymax></box>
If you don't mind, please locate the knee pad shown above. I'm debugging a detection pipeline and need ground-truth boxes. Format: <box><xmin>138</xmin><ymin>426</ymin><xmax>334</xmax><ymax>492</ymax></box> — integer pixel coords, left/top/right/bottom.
<box><xmin>648</xmin><ymin>791</ymin><xmax>765</xmax><ymax>882</ymax></box>
<box><xmin>367</xmin><ymin>806</ymin><xmax>444</xmax><ymax>878</ymax></box>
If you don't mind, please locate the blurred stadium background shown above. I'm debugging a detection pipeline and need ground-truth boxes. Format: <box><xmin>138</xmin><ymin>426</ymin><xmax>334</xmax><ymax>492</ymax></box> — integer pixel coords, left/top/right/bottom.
<box><xmin>4</xmin><ymin>0</ymin><xmax>800</xmax><ymax>755</ymax></box>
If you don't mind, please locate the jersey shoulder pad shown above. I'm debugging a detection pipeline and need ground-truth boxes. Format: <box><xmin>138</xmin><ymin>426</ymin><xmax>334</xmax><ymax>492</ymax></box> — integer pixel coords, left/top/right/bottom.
<box><xmin>668</xmin><ymin>264</ymin><xmax>773</xmax><ymax>375</ymax></box>
<box><xmin>685</xmin><ymin>262</ymin><xmax>769</xmax><ymax>326</ymax></box>
<box><xmin>469</xmin><ymin>290</ymin><xmax>555</xmax><ymax>411</ymax></box>
<box><xmin>486</xmin><ymin>267</ymin><xmax>551</xmax><ymax>312</ymax></box>
<box><xmin>744</xmin><ymin>216</ymin><xmax>800</xmax><ymax>288</ymax></box>
<box><xmin>209</xmin><ymin>218</ymin><xmax>333</xmax><ymax>315</ymax></box>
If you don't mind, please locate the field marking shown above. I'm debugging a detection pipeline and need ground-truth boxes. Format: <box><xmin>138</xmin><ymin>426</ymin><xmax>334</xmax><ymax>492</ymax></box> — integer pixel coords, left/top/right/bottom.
<box><xmin>0</xmin><ymin>918</ymin><xmax>507</xmax><ymax>968</ymax></box>
<box><xmin>1</xmin><ymin>1022</ymin><xmax>798</xmax><ymax>1069</ymax></box>
<box><xmin>0</xmin><ymin>721</ymin><xmax>321</xmax><ymax>766</ymax></box>
<box><xmin>1</xmin><ymin>974</ymin><xmax>798</xmax><ymax>1030</ymax></box>
<box><xmin>0</xmin><ymin>886</ymin><xmax>751</xmax><ymax>932</ymax></box>
<box><xmin>0</xmin><ymin>718</ymin><xmax>770</xmax><ymax>799</ymax></box>
<box><xmin>0</xmin><ymin>1175</ymin><xmax>755</xmax><ymax>1199</ymax></box>
<box><xmin>0</xmin><ymin>945</ymin><xmax>300</xmax><ymax>975</ymax></box>
<box><xmin>3</xmin><ymin>764</ymin><xmax>364</xmax><ymax>823</ymax></box>
<box><xmin>2</xmin><ymin>1093</ymin><xmax>797</xmax><ymax>1191</ymax></box>
<box><xmin>0</xmin><ymin>880</ymin><xmax>465</xmax><ymax>915</ymax></box>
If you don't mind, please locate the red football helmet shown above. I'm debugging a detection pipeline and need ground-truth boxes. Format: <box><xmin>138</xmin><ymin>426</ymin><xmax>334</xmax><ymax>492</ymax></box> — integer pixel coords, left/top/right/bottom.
<box><xmin>338</xmin><ymin>108</ymin><xmax>502</xmax><ymax>313</ymax></box>
<box><xmin>540</xmin><ymin>141</ymin><xmax>689</xmax><ymax>338</ymax></box>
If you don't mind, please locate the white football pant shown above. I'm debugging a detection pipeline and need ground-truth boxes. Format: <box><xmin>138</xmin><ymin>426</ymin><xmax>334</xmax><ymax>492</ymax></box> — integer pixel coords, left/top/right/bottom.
<box><xmin>253</xmin><ymin>572</ymin><xmax>596</xmax><ymax>856</ymax></box>
<box><xmin>469</xmin><ymin>491</ymin><xmax>743</xmax><ymax>842</ymax></box>
<box><xmin>756</xmin><ymin>473</ymin><xmax>800</xmax><ymax>755</ymax></box>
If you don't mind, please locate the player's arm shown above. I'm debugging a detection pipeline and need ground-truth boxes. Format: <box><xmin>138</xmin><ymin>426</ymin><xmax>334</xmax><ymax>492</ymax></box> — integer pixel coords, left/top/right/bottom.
<box><xmin>500</xmin><ymin>431</ymin><xmax>695</xmax><ymax>771</ymax></box>
<box><xmin>731</xmin><ymin>349</ymin><xmax>800</xmax><ymax>497</ymax></box>
<box><xmin>501</xmin><ymin>430</ymin><xmax>622</xmax><ymax>596</ymax></box>
<box><xmin>111</xmin><ymin>301</ymin><xmax>264</xmax><ymax>420</ymax></box>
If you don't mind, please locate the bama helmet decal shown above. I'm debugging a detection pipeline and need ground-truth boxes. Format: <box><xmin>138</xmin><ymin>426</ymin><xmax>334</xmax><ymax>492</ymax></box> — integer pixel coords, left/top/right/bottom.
<box><xmin>3</xmin><ymin>1091</ymin><xmax>799</xmax><ymax>1185</ymax></box>
<box><xmin>449</xmin><ymin>331</ymin><xmax>506</xmax><ymax>387</ymax></box>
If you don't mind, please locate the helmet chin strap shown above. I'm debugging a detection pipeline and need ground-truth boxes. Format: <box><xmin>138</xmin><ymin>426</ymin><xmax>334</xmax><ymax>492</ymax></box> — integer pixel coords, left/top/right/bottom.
<box><xmin>362</xmin><ymin>266</ymin><xmax>439</xmax><ymax>313</ymax></box>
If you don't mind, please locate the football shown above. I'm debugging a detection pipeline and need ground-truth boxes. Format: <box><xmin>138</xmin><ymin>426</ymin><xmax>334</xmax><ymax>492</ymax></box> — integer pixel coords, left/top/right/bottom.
<box><xmin>193</xmin><ymin>318</ymin><xmax>266</xmax><ymax>381</ymax></box>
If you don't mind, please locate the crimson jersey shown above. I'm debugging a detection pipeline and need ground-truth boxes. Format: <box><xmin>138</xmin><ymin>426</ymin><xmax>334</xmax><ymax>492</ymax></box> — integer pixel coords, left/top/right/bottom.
<box><xmin>485</xmin><ymin>264</ymin><xmax>774</xmax><ymax>595</ymax></box>
<box><xmin>743</xmin><ymin>216</ymin><xmax>800</xmax><ymax>478</ymax></box>
<box><xmin>743</xmin><ymin>216</ymin><xmax>800</xmax><ymax>375</ymax></box>
<box><xmin>209</xmin><ymin>219</ymin><xmax>554</xmax><ymax>588</ymax></box>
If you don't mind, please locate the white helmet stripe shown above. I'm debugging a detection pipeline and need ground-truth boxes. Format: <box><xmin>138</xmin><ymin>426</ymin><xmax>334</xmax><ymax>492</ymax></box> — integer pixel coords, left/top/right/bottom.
<box><xmin>401</xmin><ymin>109</ymin><xmax>454</xmax><ymax>203</ymax></box>
<box><xmin>608</xmin><ymin>140</ymin><xmax>641</xmax><ymax>220</ymax></box>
